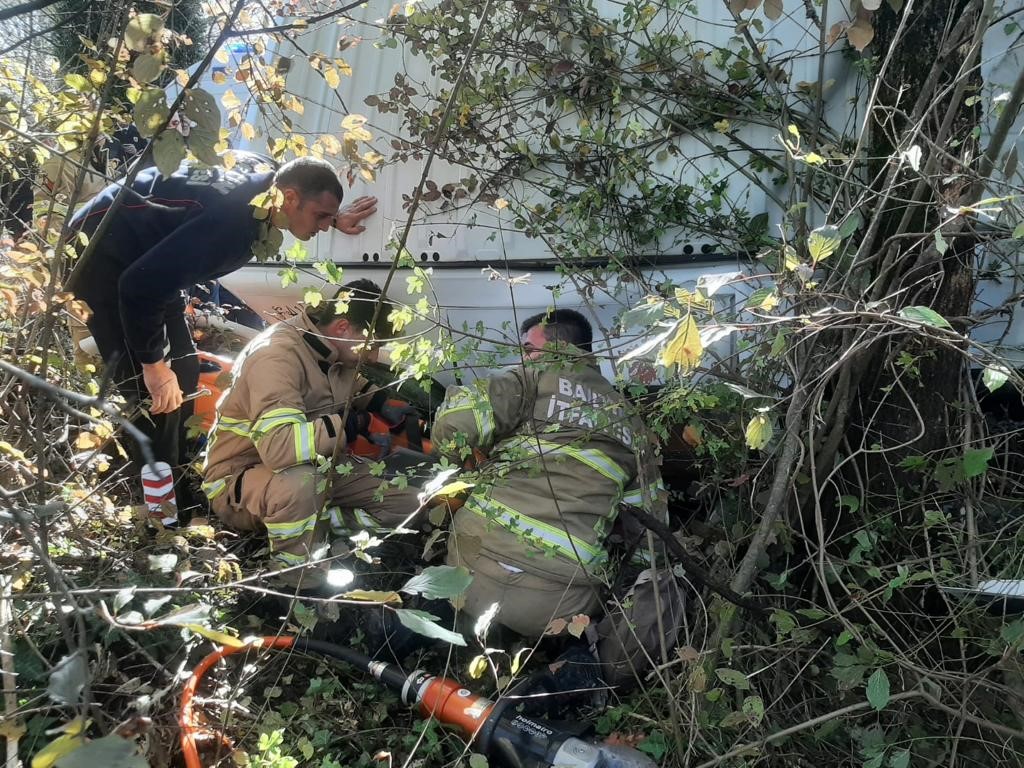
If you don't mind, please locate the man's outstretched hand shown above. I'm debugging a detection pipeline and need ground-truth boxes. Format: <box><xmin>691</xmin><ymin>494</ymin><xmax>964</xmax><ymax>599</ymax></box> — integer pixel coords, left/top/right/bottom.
<box><xmin>142</xmin><ymin>361</ymin><xmax>183</xmax><ymax>415</ymax></box>
<box><xmin>333</xmin><ymin>195</ymin><xmax>378</xmax><ymax>235</ymax></box>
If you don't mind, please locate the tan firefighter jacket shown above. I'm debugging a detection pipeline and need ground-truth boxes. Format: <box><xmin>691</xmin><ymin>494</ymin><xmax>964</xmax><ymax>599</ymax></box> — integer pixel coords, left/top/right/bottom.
<box><xmin>432</xmin><ymin>350</ymin><xmax>667</xmax><ymax>585</ymax></box>
<box><xmin>202</xmin><ymin>312</ymin><xmax>372</xmax><ymax>504</ymax></box>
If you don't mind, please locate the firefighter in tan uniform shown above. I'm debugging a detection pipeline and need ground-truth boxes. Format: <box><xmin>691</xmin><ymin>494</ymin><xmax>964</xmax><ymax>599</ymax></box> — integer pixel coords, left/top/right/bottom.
<box><xmin>202</xmin><ymin>280</ymin><xmax>419</xmax><ymax>588</ymax></box>
<box><xmin>432</xmin><ymin>309</ymin><xmax>666</xmax><ymax>639</ymax></box>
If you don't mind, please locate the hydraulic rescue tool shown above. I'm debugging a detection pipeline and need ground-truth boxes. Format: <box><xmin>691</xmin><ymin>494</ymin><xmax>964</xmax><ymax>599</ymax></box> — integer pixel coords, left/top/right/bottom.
<box><xmin>181</xmin><ymin>636</ymin><xmax>658</xmax><ymax>768</ymax></box>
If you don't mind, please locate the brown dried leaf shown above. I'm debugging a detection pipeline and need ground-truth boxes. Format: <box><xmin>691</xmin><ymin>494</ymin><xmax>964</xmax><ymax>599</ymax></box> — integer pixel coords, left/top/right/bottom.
<box><xmin>846</xmin><ymin>18</ymin><xmax>874</xmax><ymax>52</ymax></box>
<box><xmin>764</xmin><ymin>0</ymin><xmax>782</xmax><ymax>19</ymax></box>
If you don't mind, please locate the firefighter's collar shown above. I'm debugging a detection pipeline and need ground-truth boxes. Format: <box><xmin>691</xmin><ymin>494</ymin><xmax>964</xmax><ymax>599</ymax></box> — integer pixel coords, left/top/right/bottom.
<box><xmin>290</xmin><ymin>312</ymin><xmax>342</xmax><ymax>366</ymax></box>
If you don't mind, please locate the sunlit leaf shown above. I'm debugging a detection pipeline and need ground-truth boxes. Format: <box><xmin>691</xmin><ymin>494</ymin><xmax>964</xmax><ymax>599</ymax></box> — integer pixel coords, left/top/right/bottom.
<box><xmin>401</xmin><ymin>565</ymin><xmax>473</xmax><ymax>600</ymax></box>
<box><xmin>468</xmin><ymin>655</ymin><xmax>487</xmax><ymax>679</ymax></box>
<box><xmin>745</xmin><ymin>414</ymin><xmax>773</xmax><ymax>450</ymax></box>
<box><xmin>897</xmin><ymin>305</ymin><xmax>952</xmax><ymax>329</ymax></box>
<box><xmin>124</xmin><ymin>14</ymin><xmax>164</xmax><ymax>53</ymax></box>
<box><xmin>982</xmin><ymin>364</ymin><xmax>1010</xmax><ymax>392</ymax></box>
<box><xmin>178</xmin><ymin>624</ymin><xmax>245</xmax><ymax>648</ymax></box>
<box><xmin>341</xmin><ymin>590</ymin><xmax>403</xmax><ymax>603</ymax></box>
<box><xmin>659</xmin><ymin>314</ymin><xmax>702</xmax><ymax>372</ymax></box>
<box><xmin>807</xmin><ymin>225</ymin><xmax>841</xmax><ymax>263</ymax></box>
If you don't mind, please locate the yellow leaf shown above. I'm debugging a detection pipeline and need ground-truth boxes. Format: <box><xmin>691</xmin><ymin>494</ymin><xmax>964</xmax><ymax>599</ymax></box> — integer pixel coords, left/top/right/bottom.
<box><xmin>340</xmin><ymin>590</ymin><xmax>403</xmax><ymax>603</ymax></box>
<box><xmin>31</xmin><ymin>733</ymin><xmax>86</xmax><ymax>768</ymax></box>
<box><xmin>212</xmin><ymin>71</ymin><xmax>226</xmax><ymax>84</ymax></box>
<box><xmin>31</xmin><ymin>718</ymin><xmax>89</xmax><ymax>768</ymax></box>
<box><xmin>802</xmin><ymin>152</ymin><xmax>826</xmax><ymax>165</ymax></box>
<box><xmin>346</xmin><ymin>126</ymin><xmax>372</xmax><ymax>142</ymax></box>
<box><xmin>659</xmin><ymin>315</ymin><xmax>703</xmax><ymax>372</ymax></box>
<box><xmin>215</xmin><ymin>48</ymin><xmax>229</xmax><ymax>64</ymax></box>
<box><xmin>468</xmin><ymin>655</ymin><xmax>487</xmax><ymax>679</ymax></box>
<box><xmin>223</xmin><ymin>151</ymin><xmax>237</xmax><ymax>170</ymax></box>
<box><xmin>179</xmin><ymin>624</ymin><xmax>245</xmax><ymax>647</ymax></box>
<box><xmin>713</xmin><ymin>119</ymin><xmax>731</xmax><ymax>133</ymax></box>
<box><xmin>744</xmin><ymin>414</ymin><xmax>773</xmax><ymax>450</ymax></box>
<box><xmin>511</xmin><ymin>648</ymin><xmax>529</xmax><ymax>676</ymax></box>
<box><xmin>221</xmin><ymin>89</ymin><xmax>241</xmax><ymax>109</ymax></box>
<box><xmin>74</xmin><ymin>432</ymin><xmax>102</xmax><ymax>450</ymax></box>
<box><xmin>241</xmin><ymin>122</ymin><xmax>256</xmax><ymax>141</ymax></box>
<box><xmin>324</xmin><ymin>67</ymin><xmax>340</xmax><ymax>89</ymax></box>
<box><xmin>337</xmin><ymin>59</ymin><xmax>352</xmax><ymax>77</ymax></box>
<box><xmin>341</xmin><ymin>113</ymin><xmax>368</xmax><ymax>130</ymax></box>
<box><xmin>494</xmin><ymin>198</ymin><xmax>508</xmax><ymax>210</ymax></box>
<box><xmin>782</xmin><ymin>245</ymin><xmax>800</xmax><ymax>271</ymax></box>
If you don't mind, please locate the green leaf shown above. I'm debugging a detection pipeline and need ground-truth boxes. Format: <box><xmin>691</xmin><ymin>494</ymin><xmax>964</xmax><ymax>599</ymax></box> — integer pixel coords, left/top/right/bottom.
<box><xmin>184</xmin><ymin>88</ymin><xmax>221</xmax><ymax>132</ymax></box>
<box><xmin>637</xmin><ymin>730</ymin><xmax>668</xmax><ymax>761</ymax></box>
<box><xmin>152</xmin><ymin>130</ymin><xmax>185</xmax><ymax>178</ymax></box>
<box><xmin>1012</xmin><ymin>221</ymin><xmax>1024</xmax><ymax>239</ymax></box>
<box><xmin>187</xmin><ymin>125</ymin><xmax>220</xmax><ymax>166</ymax></box>
<box><xmin>742</xmin><ymin>695</ymin><xmax>765</xmax><ymax>726</ymax></box>
<box><xmin>620</xmin><ymin>300</ymin><xmax>665</xmax><ymax>329</ymax></box>
<box><xmin>303</xmin><ymin>289</ymin><xmax>323</xmax><ymax>308</ymax></box>
<box><xmin>839</xmin><ymin>212</ymin><xmax>862</xmax><ymax>240</ymax></box>
<box><xmin>888</xmin><ymin>750</ymin><xmax>910</xmax><ymax>768</ymax></box>
<box><xmin>124</xmin><ymin>13</ymin><xmax>164</xmax><ymax>52</ymax></box>
<box><xmin>55</xmin><ymin>733</ymin><xmax>148</xmax><ymax>768</ymax></box>
<box><xmin>715</xmin><ymin>667</ymin><xmax>751</xmax><ymax>690</ymax></box>
<box><xmin>866</xmin><ymin>668</ymin><xmax>890</xmax><ymax>711</ymax></box>
<box><xmin>897</xmin><ymin>306</ymin><xmax>952</xmax><ymax>330</ymax></box>
<box><xmin>934</xmin><ymin>229</ymin><xmax>948</xmax><ymax>255</ymax></box>
<box><xmin>133</xmin><ymin>88</ymin><xmax>169</xmax><ymax>139</ymax></box>
<box><xmin>64</xmin><ymin>73</ymin><xmax>91</xmax><ymax>92</ymax></box>
<box><xmin>401</xmin><ymin>565</ymin><xmax>473</xmax><ymax>600</ymax></box>
<box><xmin>394</xmin><ymin>608</ymin><xmax>466</xmax><ymax>646</ymax></box>
<box><xmin>962</xmin><ymin>447</ymin><xmax>993</xmax><ymax>479</ymax></box>
<box><xmin>132</xmin><ymin>54</ymin><xmax>162</xmax><ymax>84</ymax></box>
<box><xmin>807</xmin><ymin>224</ymin><xmax>841</xmax><ymax>263</ymax></box>
<box><xmin>982</xmin><ymin>364</ymin><xmax>1010</xmax><ymax>392</ymax></box>
<box><xmin>468</xmin><ymin>754</ymin><xmax>489</xmax><ymax>768</ymax></box>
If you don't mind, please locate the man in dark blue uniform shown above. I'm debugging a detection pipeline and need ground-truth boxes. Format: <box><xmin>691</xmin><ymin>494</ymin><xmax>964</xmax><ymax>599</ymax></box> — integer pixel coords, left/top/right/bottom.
<box><xmin>68</xmin><ymin>154</ymin><xmax>376</xmax><ymax>518</ymax></box>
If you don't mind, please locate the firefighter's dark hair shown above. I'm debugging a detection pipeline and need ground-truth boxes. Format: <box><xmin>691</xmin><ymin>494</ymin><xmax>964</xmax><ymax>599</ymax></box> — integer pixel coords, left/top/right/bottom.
<box><xmin>307</xmin><ymin>279</ymin><xmax>395</xmax><ymax>340</ymax></box>
<box><xmin>274</xmin><ymin>157</ymin><xmax>344</xmax><ymax>203</ymax></box>
<box><xmin>520</xmin><ymin>308</ymin><xmax>593</xmax><ymax>352</ymax></box>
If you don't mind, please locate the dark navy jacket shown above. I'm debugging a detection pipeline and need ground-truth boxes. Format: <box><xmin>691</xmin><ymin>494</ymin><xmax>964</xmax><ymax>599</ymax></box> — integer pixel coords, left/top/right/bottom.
<box><xmin>69</xmin><ymin>155</ymin><xmax>274</xmax><ymax>364</ymax></box>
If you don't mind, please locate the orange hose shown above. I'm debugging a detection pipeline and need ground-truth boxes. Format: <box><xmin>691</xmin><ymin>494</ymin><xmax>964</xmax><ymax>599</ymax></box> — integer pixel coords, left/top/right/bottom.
<box><xmin>179</xmin><ymin>636</ymin><xmax>296</xmax><ymax>768</ymax></box>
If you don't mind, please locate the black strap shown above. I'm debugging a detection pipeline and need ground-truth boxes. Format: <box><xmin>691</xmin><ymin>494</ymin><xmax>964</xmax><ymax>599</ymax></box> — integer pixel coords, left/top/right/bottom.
<box><xmin>302</xmin><ymin>331</ymin><xmax>333</xmax><ymax>375</ymax></box>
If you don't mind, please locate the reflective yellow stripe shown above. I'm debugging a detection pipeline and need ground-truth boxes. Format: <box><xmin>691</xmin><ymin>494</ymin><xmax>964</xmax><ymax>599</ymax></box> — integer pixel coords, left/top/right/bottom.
<box><xmin>465</xmin><ymin>496</ymin><xmax>607</xmax><ymax>566</ymax></box>
<box><xmin>502</xmin><ymin>437</ymin><xmax>629</xmax><ymax>489</ymax></box>
<box><xmin>272</xmin><ymin>551</ymin><xmax>310</xmax><ymax>567</ymax></box>
<box><xmin>253</xmin><ymin>407</ymin><xmax>305</xmax><ymax>434</ymax></box>
<box><xmin>266</xmin><ymin>513</ymin><xmax>318</xmax><ymax>543</ymax></box>
<box><xmin>202</xmin><ymin>477</ymin><xmax>228</xmax><ymax>501</ymax></box>
<box><xmin>438</xmin><ymin>384</ymin><xmax>495</xmax><ymax>445</ymax></box>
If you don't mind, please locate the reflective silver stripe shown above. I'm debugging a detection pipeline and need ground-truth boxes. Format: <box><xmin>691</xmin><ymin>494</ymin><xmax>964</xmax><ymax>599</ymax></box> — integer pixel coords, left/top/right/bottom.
<box><xmin>622</xmin><ymin>478</ymin><xmax>666</xmax><ymax>507</ymax></box>
<box><xmin>294</xmin><ymin>421</ymin><xmax>316</xmax><ymax>463</ymax></box>
<box><xmin>465</xmin><ymin>496</ymin><xmax>607</xmax><ymax>565</ymax></box>
<box><xmin>322</xmin><ymin>505</ymin><xmax>349</xmax><ymax>536</ymax></box>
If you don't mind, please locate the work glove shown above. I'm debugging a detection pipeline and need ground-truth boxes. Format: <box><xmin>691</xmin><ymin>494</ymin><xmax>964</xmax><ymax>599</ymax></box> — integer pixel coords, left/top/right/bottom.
<box><xmin>343</xmin><ymin>410</ymin><xmax>371</xmax><ymax>443</ymax></box>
